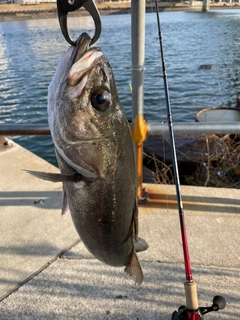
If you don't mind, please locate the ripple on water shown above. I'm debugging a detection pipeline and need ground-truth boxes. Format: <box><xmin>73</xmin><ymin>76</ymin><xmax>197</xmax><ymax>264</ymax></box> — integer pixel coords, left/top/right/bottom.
<box><xmin>0</xmin><ymin>11</ymin><xmax>240</xmax><ymax>164</ymax></box>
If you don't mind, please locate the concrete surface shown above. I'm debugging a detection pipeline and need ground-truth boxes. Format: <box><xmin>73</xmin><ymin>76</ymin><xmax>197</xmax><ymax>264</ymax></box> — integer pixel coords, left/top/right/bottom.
<box><xmin>0</xmin><ymin>137</ymin><xmax>240</xmax><ymax>319</ymax></box>
<box><xmin>0</xmin><ymin>138</ymin><xmax>79</xmax><ymax>300</ymax></box>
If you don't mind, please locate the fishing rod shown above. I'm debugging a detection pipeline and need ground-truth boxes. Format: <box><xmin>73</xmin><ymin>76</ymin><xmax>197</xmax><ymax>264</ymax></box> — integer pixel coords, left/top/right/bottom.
<box><xmin>153</xmin><ymin>1</ymin><xmax>226</xmax><ymax>319</ymax></box>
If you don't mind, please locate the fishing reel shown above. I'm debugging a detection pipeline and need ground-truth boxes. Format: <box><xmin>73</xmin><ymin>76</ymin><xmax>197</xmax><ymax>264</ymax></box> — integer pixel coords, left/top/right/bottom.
<box><xmin>172</xmin><ymin>295</ymin><xmax>226</xmax><ymax>319</ymax></box>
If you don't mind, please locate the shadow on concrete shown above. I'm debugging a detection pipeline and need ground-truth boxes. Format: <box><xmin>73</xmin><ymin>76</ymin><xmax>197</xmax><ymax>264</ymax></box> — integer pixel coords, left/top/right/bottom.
<box><xmin>0</xmin><ymin>259</ymin><xmax>238</xmax><ymax>319</ymax></box>
<box><xmin>141</xmin><ymin>191</ymin><xmax>240</xmax><ymax>214</ymax></box>
<box><xmin>0</xmin><ymin>191</ymin><xmax>62</xmax><ymax>209</ymax></box>
<box><xmin>0</xmin><ymin>242</ymin><xmax>65</xmax><ymax>257</ymax></box>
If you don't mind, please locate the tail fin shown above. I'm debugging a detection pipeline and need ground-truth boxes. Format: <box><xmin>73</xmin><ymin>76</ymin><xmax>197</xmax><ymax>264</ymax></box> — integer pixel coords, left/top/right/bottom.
<box><xmin>124</xmin><ymin>250</ymin><xmax>143</xmax><ymax>285</ymax></box>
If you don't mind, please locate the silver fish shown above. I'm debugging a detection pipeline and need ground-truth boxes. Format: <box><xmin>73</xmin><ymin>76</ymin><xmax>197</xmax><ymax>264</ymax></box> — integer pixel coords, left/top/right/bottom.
<box><xmin>27</xmin><ymin>33</ymin><xmax>148</xmax><ymax>285</ymax></box>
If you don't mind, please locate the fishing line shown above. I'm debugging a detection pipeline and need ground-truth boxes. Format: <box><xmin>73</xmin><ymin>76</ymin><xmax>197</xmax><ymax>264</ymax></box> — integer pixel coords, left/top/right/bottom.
<box><xmin>153</xmin><ymin>0</ymin><xmax>192</xmax><ymax>282</ymax></box>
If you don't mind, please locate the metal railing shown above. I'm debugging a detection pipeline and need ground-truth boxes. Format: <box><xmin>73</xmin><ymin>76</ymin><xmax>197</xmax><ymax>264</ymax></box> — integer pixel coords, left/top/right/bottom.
<box><xmin>1</xmin><ymin>122</ymin><xmax>240</xmax><ymax>136</ymax></box>
<box><xmin>0</xmin><ymin>124</ymin><xmax>50</xmax><ymax>136</ymax></box>
<box><xmin>148</xmin><ymin>122</ymin><xmax>240</xmax><ymax>135</ymax></box>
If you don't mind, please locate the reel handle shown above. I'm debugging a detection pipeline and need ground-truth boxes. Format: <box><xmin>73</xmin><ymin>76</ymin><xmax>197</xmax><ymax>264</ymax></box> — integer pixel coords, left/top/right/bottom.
<box><xmin>171</xmin><ymin>295</ymin><xmax>226</xmax><ymax>319</ymax></box>
<box><xmin>212</xmin><ymin>295</ymin><xmax>226</xmax><ymax>310</ymax></box>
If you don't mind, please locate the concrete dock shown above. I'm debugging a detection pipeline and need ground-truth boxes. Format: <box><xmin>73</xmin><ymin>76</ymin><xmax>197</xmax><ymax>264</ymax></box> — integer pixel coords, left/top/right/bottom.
<box><xmin>0</xmin><ymin>137</ymin><xmax>239</xmax><ymax>319</ymax></box>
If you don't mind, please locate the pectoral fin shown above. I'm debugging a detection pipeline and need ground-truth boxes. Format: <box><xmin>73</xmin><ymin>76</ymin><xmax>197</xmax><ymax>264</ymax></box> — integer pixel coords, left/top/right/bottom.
<box><xmin>24</xmin><ymin>170</ymin><xmax>82</xmax><ymax>182</ymax></box>
<box><xmin>124</xmin><ymin>249</ymin><xmax>143</xmax><ymax>285</ymax></box>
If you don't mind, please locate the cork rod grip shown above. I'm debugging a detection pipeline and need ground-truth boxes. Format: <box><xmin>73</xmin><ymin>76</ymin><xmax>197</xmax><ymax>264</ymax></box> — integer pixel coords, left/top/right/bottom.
<box><xmin>184</xmin><ymin>280</ymin><xmax>199</xmax><ymax>310</ymax></box>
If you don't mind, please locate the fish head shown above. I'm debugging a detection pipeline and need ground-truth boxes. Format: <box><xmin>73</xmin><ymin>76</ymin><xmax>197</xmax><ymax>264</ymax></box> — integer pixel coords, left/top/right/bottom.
<box><xmin>48</xmin><ymin>33</ymin><xmax>131</xmax><ymax>179</ymax></box>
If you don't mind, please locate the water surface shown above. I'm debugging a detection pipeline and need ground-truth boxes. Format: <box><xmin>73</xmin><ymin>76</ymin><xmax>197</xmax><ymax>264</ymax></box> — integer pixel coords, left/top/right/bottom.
<box><xmin>0</xmin><ymin>10</ymin><xmax>239</xmax><ymax>164</ymax></box>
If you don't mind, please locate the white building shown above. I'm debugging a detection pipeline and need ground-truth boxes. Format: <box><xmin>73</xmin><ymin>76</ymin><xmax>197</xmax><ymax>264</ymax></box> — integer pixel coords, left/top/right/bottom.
<box><xmin>16</xmin><ymin>0</ymin><xmax>56</xmax><ymax>4</ymax></box>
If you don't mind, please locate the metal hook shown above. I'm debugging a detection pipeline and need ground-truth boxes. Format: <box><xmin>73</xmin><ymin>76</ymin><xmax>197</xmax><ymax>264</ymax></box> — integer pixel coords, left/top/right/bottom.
<box><xmin>57</xmin><ymin>0</ymin><xmax>102</xmax><ymax>46</ymax></box>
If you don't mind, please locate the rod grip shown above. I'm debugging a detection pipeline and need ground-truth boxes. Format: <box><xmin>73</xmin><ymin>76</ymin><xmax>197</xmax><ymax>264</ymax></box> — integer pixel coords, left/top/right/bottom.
<box><xmin>184</xmin><ymin>280</ymin><xmax>199</xmax><ymax>310</ymax></box>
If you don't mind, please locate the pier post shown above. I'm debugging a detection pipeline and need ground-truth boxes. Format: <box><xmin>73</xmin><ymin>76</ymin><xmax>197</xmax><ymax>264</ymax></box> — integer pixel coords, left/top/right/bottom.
<box><xmin>202</xmin><ymin>0</ymin><xmax>210</xmax><ymax>11</ymax></box>
<box><xmin>131</xmin><ymin>0</ymin><xmax>146</xmax><ymax>197</ymax></box>
<box><xmin>131</xmin><ymin>0</ymin><xmax>145</xmax><ymax>122</ymax></box>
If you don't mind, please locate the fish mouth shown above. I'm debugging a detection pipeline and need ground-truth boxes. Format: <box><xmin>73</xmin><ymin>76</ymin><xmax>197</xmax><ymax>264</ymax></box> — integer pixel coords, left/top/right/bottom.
<box><xmin>73</xmin><ymin>33</ymin><xmax>92</xmax><ymax>63</ymax></box>
<box><xmin>71</xmin><ymin>32</ymin><xmax>101</xmax><ymax>66</ymax></box>
<box><xmin>66</xmin><ymin>32</ymin><xmax>103</xmax><ymax>98</ymax></box>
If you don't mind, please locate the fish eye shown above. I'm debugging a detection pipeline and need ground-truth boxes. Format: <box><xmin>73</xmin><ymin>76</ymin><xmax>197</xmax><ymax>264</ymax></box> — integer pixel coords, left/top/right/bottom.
<box><xmin>91</xmin><ymin>89</ymin><xmax>111</xmax><ymax>112</ymax></box>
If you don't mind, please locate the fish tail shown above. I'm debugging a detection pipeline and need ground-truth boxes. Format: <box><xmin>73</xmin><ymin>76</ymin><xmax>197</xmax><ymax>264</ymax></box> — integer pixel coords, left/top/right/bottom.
<box><xmin>124</xmin><ymin>250</ymin><xmax>143</xmax><ymax>285</ymax></box>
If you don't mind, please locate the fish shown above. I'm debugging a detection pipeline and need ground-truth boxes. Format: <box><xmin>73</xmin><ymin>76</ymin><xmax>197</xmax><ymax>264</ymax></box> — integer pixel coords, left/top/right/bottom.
<box><xmin>27</xmin><ymin>32</ymin><xmax>148</xmax><ymax>285</ymax></box>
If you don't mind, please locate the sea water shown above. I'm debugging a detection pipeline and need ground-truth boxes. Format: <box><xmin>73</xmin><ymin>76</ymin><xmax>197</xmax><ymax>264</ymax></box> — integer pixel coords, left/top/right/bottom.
<box><xmin>0</xmin><ymin>10</ymin><xmax>239</xmax><ymax>165</ymax></box>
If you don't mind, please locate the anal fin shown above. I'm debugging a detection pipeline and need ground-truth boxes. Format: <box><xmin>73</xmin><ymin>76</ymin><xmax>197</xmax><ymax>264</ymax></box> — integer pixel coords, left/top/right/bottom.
<box><xmin>134</xmin><ymin>237</ymin><xmax>148</xmax><ymax>253</ymax></box>
<box><xmin>61</xmin><ymin>187</ymin><xmax>69</xmax><ymax>215</ymax></box>
<box><xmin>124</xmin><ymin>250</ymin><xmax>143</xmax><ymax>285</ymax></box>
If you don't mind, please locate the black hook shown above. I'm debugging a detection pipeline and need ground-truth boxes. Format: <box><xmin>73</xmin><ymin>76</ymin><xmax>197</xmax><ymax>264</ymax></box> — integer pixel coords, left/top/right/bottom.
<box><xmin>57</xmin><ymin>0</ymin><xmax>101</xmax><ymax>46</ymax></box>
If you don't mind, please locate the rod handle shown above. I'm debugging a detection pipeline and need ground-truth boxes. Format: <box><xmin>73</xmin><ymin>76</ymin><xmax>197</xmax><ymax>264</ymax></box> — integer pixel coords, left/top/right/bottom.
<box><xmin>184</xmin><ymin>280</ymin><xmax>199</xmax><ymax>311</ymax></box>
